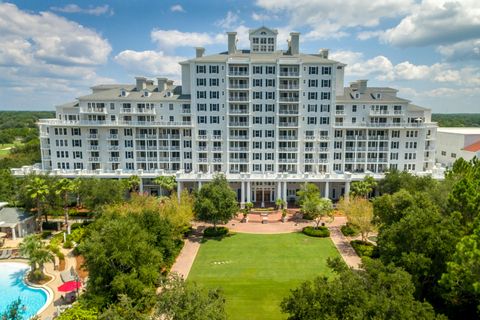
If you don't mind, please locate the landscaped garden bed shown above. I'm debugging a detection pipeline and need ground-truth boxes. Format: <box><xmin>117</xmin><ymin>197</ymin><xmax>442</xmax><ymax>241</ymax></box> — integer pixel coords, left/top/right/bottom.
<box><xmin>350</xmin><ymin>240</ymin><xmax>379</xmax><ymax>258</ymax></box>
<box><xmin>302</xmin><ymin>226</ymin><xmax>330</xmax><ymax>237</ymax></box>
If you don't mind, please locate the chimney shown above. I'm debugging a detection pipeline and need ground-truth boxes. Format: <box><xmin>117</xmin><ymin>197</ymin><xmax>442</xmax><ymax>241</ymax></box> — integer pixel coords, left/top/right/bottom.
<box><xmin>196</xmin><ymin>47</ymin><xmax>205</xmax><ymax>58</ymax></box>
<box><xmin>357</xmin><ymin>80</ymin><xmax>368</xmax><ymax>94</ymax></box>
<box><xmin>319</xmin><ymin>48</ymin><xmax>329</xmax><ymax>59</ymax></box>
<box><xmin>289</xmin><ymin>32</ymin><xmax>300</xmax><ymax>55</ymax></box>
<box><xmin>157</xmin><ymin>77</ymin><xmax>167</xmax><ymax>92</ymax></box>
<box><xmin>135</xmin><ymin>77</ymin><xmax>147</xmax><ymax>91</ymax></box>
<box><xmin>227</xmin><ymin>32</ymin><xmax>237</xmax><ymax>54</ymax></box>
<box><xmin>166</xmin><ymin>80</ymin><xmax>174</xmax><ymax>89</ymax></box>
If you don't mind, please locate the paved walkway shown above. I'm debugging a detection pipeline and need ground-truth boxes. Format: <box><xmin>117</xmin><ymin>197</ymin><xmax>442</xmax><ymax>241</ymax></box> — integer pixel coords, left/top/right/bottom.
<box><xmin>169</xmin><ymin>227</ymin><xmax>204</xmax><ymax>279</ymax></box>
<box><xmin>326</xmin><ymin>216</ymin><xmax>362</xmax><ymax>269</ymax></box>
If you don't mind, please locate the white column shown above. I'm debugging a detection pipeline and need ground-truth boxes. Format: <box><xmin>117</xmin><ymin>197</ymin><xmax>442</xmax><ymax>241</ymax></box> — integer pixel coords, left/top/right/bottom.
<box><xmin>276</xmin><ymin>182</ymin><xmax>282</xmax><ymax>202</ymax></box>
<box><xmin>177</xmin><ymin>181</ymin><xmax>183</xmax><ymax>202</ymax></box>
<box><xmin>198</xmin><ymin>180</ymin><xmax>202</xmax><ymax>190</ymax></box>
<box><xmin>240</xmin><ymin>181</ymin><xmax>245</xmax><ymax>208</ymax></box>
<box><xmin>261</xmin><ymin>186</ymin><xmax>265</xmax><ymax>208</ymax></box>
<box><xmin>139</xmin><ymin>177</ymin><xmax>144</xmax><ymax>194</ymax></box>
<box><xmin>283</xmin><ymin>181</ymin><xmax>288</xmax><ymax>209</ymax></box>
<box><xmin>345</xmin><ymin>181</ymin><xmax>351</xmax><ymax>200</ymax></box>
<box><xmin>246</xmin><ymin>181</ymin><xmax>251</xmax><ymax>203</ymax></box>
<box><xmin>324</xmin><ymin>181</ymin><xmax>329</xmax><ymax>199</ymax></box>
<box><xmin>11</xmin><ymin>226</ymin><xmax>16</xmax><ymax>240</ymax></box>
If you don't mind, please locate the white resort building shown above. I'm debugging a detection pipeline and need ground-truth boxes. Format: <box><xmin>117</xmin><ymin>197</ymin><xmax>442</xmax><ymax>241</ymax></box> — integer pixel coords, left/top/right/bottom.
<box><xmin>14</xmin><ymin>27</ymin><xmax>440</xmax><ymax>206</ymax></box>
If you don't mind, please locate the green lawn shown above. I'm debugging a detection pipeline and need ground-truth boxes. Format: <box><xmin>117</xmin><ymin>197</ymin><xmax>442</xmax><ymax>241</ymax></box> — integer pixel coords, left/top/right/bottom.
<box><xmin>188</xmin><ymin>232</ymin><xmax>341</xmax><ymax>320</ymax></box>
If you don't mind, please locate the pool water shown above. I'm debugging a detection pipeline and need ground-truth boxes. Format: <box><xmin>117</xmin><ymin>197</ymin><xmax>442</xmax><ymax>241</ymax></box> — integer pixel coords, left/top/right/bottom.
<box><xmin>0</xmin><ymin>262</ymin><xmax>49</xmax><ymax>319</ymax></box>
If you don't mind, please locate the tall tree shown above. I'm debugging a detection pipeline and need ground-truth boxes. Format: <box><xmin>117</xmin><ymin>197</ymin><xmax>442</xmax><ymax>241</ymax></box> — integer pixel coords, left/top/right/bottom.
<box><xmin>155</xmin><ymin>275</ymin><xmax>227</xmax><ymax>320</ymax></box>
<box><xmin>350</xmin><ymin>176</ymin><xmax>377</xmax><ymax>198</ymax></box>
<box><xmin>338</xmin><ymin>196</ymin><xmax>375</xmax><ymax>242</ymax></box>
<box><xmin>194</xmin><ymin>174</ymin><xmax>238</xmax><ymax>229</ymax></box>
<box><xmin>55</xmin><ymin>178</ymin><xmax>75</xmax><ymax>233</ymax></box>
<box><xmin>296</xmin><ymin>183</ymin><xmax>320</xmax><ymax>207</ymax></box>
<box><xmin>281</xmin><ymin>258</ymin><xmax>444</xmax><ymax>320</ymax></box>
<box><xmin>124</xmin><ymin>175</ymin><xmax>141</xmax><ymax>194</ymax></box>
<box><xmin>19</xmin><ymin>235</ymin><xmax>54</xmax><ymax>278</ymax></box>
<box><xmin>24</xmin><ymin>175</ymin><xmax>50</xmax><ymax>230</ymax></box>
<box><xmin>301</xmin><ymin>196</ymin><xmax>333</xmax><ymax>228</ymax></box>
<box><xmin>153</xmin><ymin>176</ymin><xmax>177</xmax><ymax>195</ymax></box>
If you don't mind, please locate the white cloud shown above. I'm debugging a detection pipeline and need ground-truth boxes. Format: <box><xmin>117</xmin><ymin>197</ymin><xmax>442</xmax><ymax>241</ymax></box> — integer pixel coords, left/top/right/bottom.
<box><xmin>381</xmin><ymin>0</ymin><xmax>480</xmax><ymax>47</ymax></box>
<box><xmin>150</xmin><ymin>29</ymin><xmax>224</xmax><ymax>51</ymax></box>
<box><xmin>170</xmin><ymin>4</ymin><xmax>185</xmax><ymax>13</ymax></box>
<box><xmin>215</xmin><ymin>11</ymin><xmax>242</xmax><ymax>29</ymax></box>
<box><xmin>437</xmin><ymin>39</ymin><xmax>480</xmax><ymax>61</ymax></box>
<box><xmin>50</xmin><ymin>4</ymin><xmax>113</xmax><ymax>16</ymax></box>
<box><xmin>114</xmin><ymin>50</ymin><xmax>185</xmax><ymax>79</ymax></box>
<box><xmin>255</xmin><ymin>0</ymin><xmax>413</xmax><ymax>40</ymax></box>
<box><xmin>251</xmin><ymin>12</ymin><xmax>277</xmax><ymax>22</ymax></box>
<box><xmin>330</xmin><ymin>50</ymin><xmax>480</xmax><ymax>86</ymax></box>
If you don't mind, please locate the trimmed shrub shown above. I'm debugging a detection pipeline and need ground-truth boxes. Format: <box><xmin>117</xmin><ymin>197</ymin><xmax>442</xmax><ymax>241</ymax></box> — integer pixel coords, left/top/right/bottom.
<box><xmin>203</xmin><ymin>226</ymin><xmax>229</xmax><ymax>238</ymax></box>
<box><xmin>350</xmin><ymin>240</ymin><xmax>379</xmax><ymax>258</ymax></box>
<box><xmin>41</xmin><ymin>230</ymin><xmax>53</xmax><ymax>239</ymax></box>
<box><xmin>302</xmin><ymin>226</ymin><xmax>330</xmax><ymax>238</ymax></box>
<box><xmin>341</xmin><ymin>223</ymin><xmax>360</xmax><ymax>237</ymax></box>
<box><xmin>63</xmin><ymin>239</ymin><xmax>73</xmax><ymax>249</ymax></box>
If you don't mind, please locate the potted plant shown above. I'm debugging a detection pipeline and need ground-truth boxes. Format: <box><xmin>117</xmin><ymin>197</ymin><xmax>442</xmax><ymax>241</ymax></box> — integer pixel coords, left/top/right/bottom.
<box><xmin>281</xmin><ymin>208</ymin><xmax>288</xmax><ymax>223</ymax></box>
<box><xmin>242</xmin><ymin>202</ymin><xmax>253</xmax><ymax>223</ymax></box>
<box><xmin>275</xmin><ymin>198</ymin><xmax>285</xmax><ymax>211</ymax></box>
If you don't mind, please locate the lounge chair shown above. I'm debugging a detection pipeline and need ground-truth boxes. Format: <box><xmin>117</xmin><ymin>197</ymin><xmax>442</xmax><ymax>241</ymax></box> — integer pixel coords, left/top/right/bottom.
<box><xmin>4</xmin><ymin>250</ymin><xmax>12</xmax><ymax>259</ymax></box>
<box><xmin>60</xmin><ymin>270</ymin><xmax>75</xmax><ymax>283</ymax></box>
<box><xmin>0</xmin><ymin>250</ymin><xmax>6</xmax><ymax>259</ymax></box>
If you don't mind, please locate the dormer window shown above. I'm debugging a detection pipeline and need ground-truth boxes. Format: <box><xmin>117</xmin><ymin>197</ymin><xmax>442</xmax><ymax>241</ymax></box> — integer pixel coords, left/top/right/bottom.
<box><xmin>120</xmin><ymin>89</ymin><xmax>127</xmax><ymax>97</ymax></box>
<box><xmin>355</xmin><ymin>92</ymin><xmax>360</xmax><ymax>99</ymax></box>
<box><xmin>249</xmin><ymin>27</ymin><xmax>278</xmax><ymax>53</ymax></box>
<box><xmin>376</xmin><ymin>93</ymin><xmax>381</xmax><ymax>99</ymax></box>
<box><xmin>144</xmin><ymin>91</ymin><xmax>150</xmax><ymax>97</ymax></box>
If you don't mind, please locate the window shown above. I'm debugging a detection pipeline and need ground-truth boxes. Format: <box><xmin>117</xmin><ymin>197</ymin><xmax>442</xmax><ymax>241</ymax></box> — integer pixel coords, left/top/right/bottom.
<box><xmin>266</xmin><ymin>92</ymin><xmax>275</xmax><ymax>99</ymax></box>
<box><xmin>209</xmin><ymin>65</ymin><xmax>219</xmax><ymax>73</ymax></box>
<box><xmin>321</xmin><ymin>66</ymin><xmax>331</xmax><ymax>75</ymax></box>
<box><xmin>320</xmin><ymin>117</ymin><xmax>330</xmax><ymax>124</ymax></box>
<box><xmin>197</xmin><ymin>78</ymin><xmax>206</xmax><ymax>86</ymax></box>
<box><xmin>320</xmin><ymin>104</ymin><xmax>330</xmax><ymax>112</ymax></box>
<box><xmin>308</xmin><ymin>92</ymin><xmax>318</xmax><ymax>100</ymax></box>
<box><xmin>392</xmin><ymin>130</ymin><xmax>400</xmax><ymax>138</ymax></box>
<box><xmin>321</xmin><ymin>79</ymin><xmax>331</xmax><ymax>88</ymax></box>
<box><xmin>308</xmin><ymin>79</ymin><xmax>318</xmax><ymax>87</ymax></box>
<box><xmin>266</xmin><ymin>141</ymin><xmax>274</xmax><ymax>149</ymax></box>
<box><xmin>71</xmin><ymin>128</ymin><xmax>81</xmax><ymax>135</ymax></box>
<box><xmin>451</xmin><ymin>153</ymin><xmax>457</xmax><ymax>158</ymax></box>
<box><xmin>210</xmin><ymin>91</ymin><xmax>219</xmax><ymax>99</ymax></box>
<box><xmin>253</xmin><ymin>117</ymin><xmax>262</xmax><ymax>124</ymax></box>
<box><xmin>253</xmin><ymin>79</ymin><xmax>262</xmax><ymax>87</ymax></box>
<box><xmin>253</xmin><ymin>130</ymin><xmax>262</xmax><ymax>137</ymax></box>
<box><xmin>254</xmin><ymin>141</ymin><xmax>261</xmax><ymax>149</ymax></box>
<box><xmin>253</xmin><ymin>92</ymin><xmax>262</xmax><ymax>99</ymax></box>
<box><xmin>266</xmin><ymin>79</ymin><xmax>275</xmax><ymax>87</ymax></box>
<box><xmin>308</xmin><ymin>66</ymin><xmax>318</xmax><ymax>74</ymax></box>
<box><xmin>253</xmin><ymin>104</ymin><xmax>262</xmax><ymax>112</ymax></box>
<box><xmin>321</xmin><ymin>92</ymin><xmax>331</xmax><ymax>100</ymax></box>
<box><xmin>352</xmin><ymin>105</ymin><xmax>357</xmax><ymax>112</ymax></box>
<box><xmin>209</xmin><ymin>78</ymin><xmax>219</xmax><ymax>86</ymax></box>
<box><xmin>265</xmin><ymin>117</ymin><xmax>275</xmax><ymax>124</ymax></box>
<box><xmin>266</xmin><ymin>130</ymin><xmax>274</xmax><ymax>137</ymax></box>
<box><xmin>210</xmin><ymin>104</ymin><xmax>220</xmax><ymax>111</ymax></box>
<box><xmin>197</xmin><ymin>103</ymin><xmax>207</xmax><ymax>111</ymax></box>
<box><xmin>253</xmin><ymin>153</ymin><xmax>262</xmax><ymax>160</ymax></box>
<box><xmin>197</xmin><ymin>91</ymin><xmax>206</xmax><ymax>99</ymax></box>
<box><xmin>266</xmin><ymin>104</ymin><xmax>275</xmax><ymax>112</ymax></box>
<box><xmin>391</xmin><ymin>141</ymin><xmax>399</xmax><ymax>149</ymax></box>
<box><xmin>197</xmin><ymin>116</ymin><xmax>207</xmax><ymax>124</ymax></box>
<box><xmin>441</xmin><ymin>151</ymin><xmax>446</xmax><ymax>156</ymax></box>
<box><xmin>210</xmin><ymin>116</ymin><xmax>219</xmax><ymax>124</ymax></box>
<box><xmin>266</xmin><ymin>66</ymin><xmax>275</xmax><ymax>74</ymax></box>
<box><xmin>196</xmin><ymin>65</ymin><xmax>206</xmax><ymax>73</ymax></box>
<box><xmin>307</xmin><ymin>117</ymin><xmax>317</xmax><ymax>124</ymax></box>
<box><xmin>253</xmin><ymin>66</ymin><xmax>262</xmax><ymax>74</ymax></box>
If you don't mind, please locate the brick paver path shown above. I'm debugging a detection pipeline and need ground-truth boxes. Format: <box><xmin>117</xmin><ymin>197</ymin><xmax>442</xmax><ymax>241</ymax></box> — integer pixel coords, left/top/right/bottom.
<box><xmin>169</xmin><ymin>227</ymin><xmax>204</xmax><ymax>279</ymax></box>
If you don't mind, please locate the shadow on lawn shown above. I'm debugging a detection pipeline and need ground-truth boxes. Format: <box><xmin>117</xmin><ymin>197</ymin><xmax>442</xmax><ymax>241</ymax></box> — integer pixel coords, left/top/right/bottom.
<box><xmin>201</xmin><ymin>232</ymin><xmax>237</xmax><ymax>243</ymax></box>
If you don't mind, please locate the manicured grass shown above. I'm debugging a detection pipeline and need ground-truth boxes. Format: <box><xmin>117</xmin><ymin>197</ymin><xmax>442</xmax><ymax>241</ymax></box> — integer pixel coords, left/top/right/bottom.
<box><xmin>188</xmin><ymin>232</ymin><xmax>341</xmax><ymax>320</ymax></box>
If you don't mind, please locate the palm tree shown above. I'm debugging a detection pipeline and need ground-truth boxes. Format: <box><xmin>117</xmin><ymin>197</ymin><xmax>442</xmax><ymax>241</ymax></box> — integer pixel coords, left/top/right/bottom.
<box><xmin>24</xmin><ymin>176</ymin><xmax>50</xmax><ymax>231</ymax></box>
<box><xmin>19</xmin><ymin>235</ymin><xmax>54</xmax><ymax>279</ymax></box>
<box><xmin>125</xmin><ymin>175</ymin><xmax>141</xmax><ymax>194</ymax></box>
<box><xmin>55</xmin><ymin>178</ymin><xmax>75</xmax><ymax>234</ymax></box>
<box><xmin>153</xmin><ymin>176</ymin><xmax>177</xmax><ymax>195</ymax></box>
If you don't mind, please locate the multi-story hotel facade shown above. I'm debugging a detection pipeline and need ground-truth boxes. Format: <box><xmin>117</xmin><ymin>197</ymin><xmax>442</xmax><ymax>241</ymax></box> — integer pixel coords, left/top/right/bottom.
<box><xmin>16</xmin><ymin>27</ymin><xmax>440</xmax><ymax>207</ymax></box>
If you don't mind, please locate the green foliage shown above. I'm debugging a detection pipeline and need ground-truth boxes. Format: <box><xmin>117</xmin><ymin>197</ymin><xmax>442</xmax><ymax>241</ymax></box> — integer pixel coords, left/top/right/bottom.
<box><xmin>77</xmin><ymin>178</ymin><xmax>127</xmax><ymax>211</ymax></box>
<box><xmin>275</xmin><ymin>198</ymin><xmax>286</xmax><ymax>210</ymax></box>
<box><xmin>19</xmin><ymin>234</ymin><xmax>54</xmax><ymax>275</ymax></box>
<box><xmin>153</xmin><ymin>175</ymin><xmax>177</xmax><ymax>193</ymax></box>
<box><xmin>350</xmin><ymin>176</ymin><xmax>377</xmax><ymax>198</ymax></box>
<box><xmin>296</xmin><ymin>182</ymin><xmax>320</xmax><ymax>207</ymax></box>
<box><xmin>281</xmin><ymin>258</ymin><xmax>445</xmax><ymax>320</ymax></box>
<box><xmin>203</xmin><ymin>226</ymin><xmax>229</xmax><ymax>238</ymax></box>
<box><xmin>301</xmin><ymin>195</ymin><xmax>333</xmax><ymax>228</ymax></box>
<box><xmin>439</xmin><ymin>221</ymin><xmax>480</xmax><ymax>317</ymax></box>
<box><xmin>432</xmin><ymin>113</ymin><xmax>480</xmax><ymax>127</ymax></box>
<box><xmin>0</xmin><ymin>138</ymin><xmax>42</xmax><ymax>169</ymax></box>
<box><xmin>56</xmin><ymin>302</ymin><xmax>98</xmax><ymax>320</ymax></box>
<box><xmin>302</xmin><ymin>226</ymin><xmax>330</xmax><ymax>237</ymax></box>
<box><xmin>0</xmin><ymin>169</ymin><xmax>17</xmax><ymax>204</ymax></box>
<box><xmin>194</xmin><ymin>174</ymin><xmax>238</xmax><ymax>228</ymax></box>
<box><xmin>377</xmin><ymin>170</ymin><xmax>439</xmax><ymax>195</ymax></box>
<box><xmin>80</xmin><ymin>194</ymin><xmax>192</xmax><ymax>312</ymax></box>
<box><xmin>155</xmin><ymin>275</ymin><xmax>227</xmax><ymax>320</ymax></box>
<box><xmin>341</xmin><ymin>223</ymin><xmax>360</xmax><ymax>236</ymax></box>
<box><xmin>98</xmin><ymin>295</ymin><xmax>149</xmax><ymax>320</ymax></box>
<box><xmin>350</xmin><ymin>240</ymin><xmax>378</xmax><ymax>258</ymax></box>
<box><xmin>1</xmin><ymin>298</ymin><xmax>24</xmax><ymax>320</ymax></box>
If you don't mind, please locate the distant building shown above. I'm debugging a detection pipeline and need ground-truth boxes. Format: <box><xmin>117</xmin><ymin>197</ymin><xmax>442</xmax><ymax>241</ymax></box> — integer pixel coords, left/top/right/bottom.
<box><xmin>13</xmin><ymin>27</ymin><xmax>441</xmax><ymax>206</ymax></box>
<box><xmin>436</xmin><ymin>127</ymin><xmax>480</xmax><ymax>167</ymax></box>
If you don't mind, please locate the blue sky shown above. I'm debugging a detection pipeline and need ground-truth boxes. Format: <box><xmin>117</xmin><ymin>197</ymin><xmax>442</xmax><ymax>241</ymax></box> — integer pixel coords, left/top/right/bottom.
<box><xmin>0</xmin><ymin>0</ymin><xmax>479</xmax><ymax>113</ymax></box>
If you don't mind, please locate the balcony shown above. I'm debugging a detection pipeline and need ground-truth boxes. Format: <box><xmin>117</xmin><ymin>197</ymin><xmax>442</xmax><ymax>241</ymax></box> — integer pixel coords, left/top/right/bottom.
<box><xmin>279</xmin><ymin>147</ymin><xmax>297</xmax><ymax>152</ymax></box>
<box><xmin>88</xmin><ymin>146</ymin><xmax>99</xmax><ymax>150</ymax></box>
<box><xmin>229</xmin><ymin>158</ymin><xmax>248</xmax><ymax>163</ymax></box>
<box><xmin>228</xmin><ymin>71</ymin><xmax>249</xmax><ymax>76</ymax></box>
<box><xmin>304</xmin><ymin>159</ymin><xmax>315</xmax><ymax>163</ymax></box>
<box><xmin>88</xmin><ymin>157</ymin><xmax>100</xmax><ymax>162</ymax></box>
<box><xmin>304</xmin><ymin>147</ymin><xmax>314</xmax><ymax>152</ymax></box>
<box><xmin>278</xmin><ymin>109</ymin><xmax>299</xmax><ymax>115</ymax></box>
<box><xmin>108</xmin><ymin>146</ymin><xmax>120</xmax><ymax>150</ymax></box>
<box><xmin>182</xmin><ymin>108</ymin><xmax>191</xmax><ymax>114</ymax></box>
<box><xmin>279</xmin><ymin>159</ymin><xmax>297</xmax><ymax>163</ymax></box>
<box><xmin>279</xmin><ymin>71</ymin><xmax>299</xmax><ymax>77</ymax></box>
<box><xmin>87</xmin><ymin>134</ymin><xmax>98</xmax><ymax>139</ymax></box>
<box><xmin>369</xmin><ymin>110</ymin><xmax>404</xmax><ymax>116</ymax></box>
<box><xmin>228</xmin><ymin>96</ymin><xmax>249</xmax><ymax>102</ymax></box>
<box><xmin>279</xmin><ymin>84</ymin><xmax>299</xmax><ymax>90</ymax></box>
<box><xmin>213</xmin><ymin>158</ymin><xmax>222</xmax><ymax>163</ymax></box>
<box><xmin>108</xmin><ymin>157</ymin><xmax>119</xmax><ymax>162</ymax></box>
<box><xmin>108</xmin><ymin>134</ymin><xmax>118</xmax><ymax>139</ymax></box>
<box><xmin>229</xmin><ymin>135</ymin><xmax>249</xmax><ymax>140</ymax></box>
<box><xmin>229</xmin><ymin>83</ymin><xmax>249</xmax><ymax>89</ymax></box>
<box><xmin>212</xmin><ymin>135</ymin><xmax>222</xmax><ymax>140</ymax></box>
<box><xmin>229</xmin><ymin>147</ymin><xmax>248</xmax><ymax>151</ymax></box>
<box><xmin>304</xmin><ymin>136</ymin><xmax>315</xmax><ymax>140</ymax></box>
<box><xmin>335</xmin><ymin>110</ymin><xmax>345</xmax><ymax>115</ymax></box>
<box><xmin>229</xmin><ymin>109</ymin><xmax>249</xmax><ymax>114</ymax></box>
<box><xmin>159</xmin><ymin>134</ymin><xmax>180</xmax><ymax>139</ymax></box>
<box><xmin>83</xmin><ymin>108</ymin><xmax>106</xmax><ymax>114</ymax></box>
<box><xmin>278</xmin><ymin>122</ymin><xmax>298</xmax><ymax>127</ymax></box>
<box><xmin>279</xmin><ymin>96</ymin><xmax>299</xmax><ymax>102</ymax></box>
<box><xmin>197</xmin><ymin>147</ymin><xmax>207</xmax><ymax>151</ymax></box>
<box><xmin>228</xmin><ymin>122</ymin><xmax>249</xmax><ymax>127</ymax></box>
<box><xmin>197</xmin><ymin>135</ymin><xmax>207</xmax><ymax>140</ymax></box>
<box><xmin>318</xmin><ymin>147</ymin><xmax>329</xmax><ymax>152</ymax></box>
<box><xmin>278</xmin><ymin>136</ymin><xmax>298</xmax><ymax>141</ymax></box>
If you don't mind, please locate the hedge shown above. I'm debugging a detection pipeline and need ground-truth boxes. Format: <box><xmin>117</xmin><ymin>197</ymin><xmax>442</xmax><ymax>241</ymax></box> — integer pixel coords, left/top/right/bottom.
<box><xmin>341</xmin><ymin>223</ymin><xmax>360</xmax><ymax>237</ymax></box>
<box><xmin>203</xmin><ymin>226</ymin><xmax>229</xmax><ymax>238</ymax></box>
<box><xmin>350</xmin><ymin>240</ymin><xmax>379</xmax><ymax>258</ymax></box>
<box><xmin>302</xmin><ymin>226</ymin><xmax>330</xmax><ymax>238</ymax></box>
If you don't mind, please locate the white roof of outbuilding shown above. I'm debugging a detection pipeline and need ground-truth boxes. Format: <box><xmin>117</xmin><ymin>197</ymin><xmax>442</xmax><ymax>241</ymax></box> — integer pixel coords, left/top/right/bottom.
<box><xmin>437</xmin><ymin>127</ymin><xmax>480</xmax><ymax>135</ymax></box>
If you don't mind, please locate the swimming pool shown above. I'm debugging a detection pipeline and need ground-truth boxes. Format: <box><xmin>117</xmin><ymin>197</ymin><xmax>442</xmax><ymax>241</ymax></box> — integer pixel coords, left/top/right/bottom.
<box><xmin>0</xmin><ymin>262</ymin><xmax>49</xmax><ymax>319</ymax></box>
